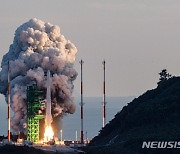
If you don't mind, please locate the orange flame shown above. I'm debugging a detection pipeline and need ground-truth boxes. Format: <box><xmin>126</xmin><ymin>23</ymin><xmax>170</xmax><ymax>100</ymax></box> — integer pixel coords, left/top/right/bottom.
<box><xmin>44</xmin><ymin>125</ymin><xmax>54</xmax><ymax>142</ymax></box>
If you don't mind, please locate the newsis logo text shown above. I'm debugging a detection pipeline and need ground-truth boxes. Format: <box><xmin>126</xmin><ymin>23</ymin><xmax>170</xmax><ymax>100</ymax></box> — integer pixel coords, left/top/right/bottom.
<box><xmin>142</xmin><ymin>141</ymin><xmax>180</xmax><ymax>148</ymax></box>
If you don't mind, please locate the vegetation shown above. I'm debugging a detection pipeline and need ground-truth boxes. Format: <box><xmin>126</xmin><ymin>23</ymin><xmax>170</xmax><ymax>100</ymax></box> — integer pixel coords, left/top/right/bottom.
<box><xmin>86</xmin><ymin>76</ymin><xmax>180</xmax><ymax>154</ymax></box>
<box><xmin>158</xmin><ymin>69</ymin><xmax>172</xmax><ymax>84</ymax></box>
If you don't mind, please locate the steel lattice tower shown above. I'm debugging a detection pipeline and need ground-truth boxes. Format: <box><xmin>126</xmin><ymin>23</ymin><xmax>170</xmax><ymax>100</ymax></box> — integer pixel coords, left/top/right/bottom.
<box><xmin>79</xmin><ymin>59</ymin><xmax>84</xmax><ymax>144</ymax></box>
<box><xmin>102</xmin><ymin>60</ymin><xmax>106</xmax><ymax>128</ymax></box>
<box><xmin>27</xmin><ymin>84</ymin><xmax>44</xmax><ymax>142</ymax></box>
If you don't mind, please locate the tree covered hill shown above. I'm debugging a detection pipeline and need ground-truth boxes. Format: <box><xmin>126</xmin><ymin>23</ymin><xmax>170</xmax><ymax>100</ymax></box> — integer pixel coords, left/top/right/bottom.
<box><xmin>86</xmin><ymin>77</ymin><xmax>180</xmax><ymax>154</ymax></box>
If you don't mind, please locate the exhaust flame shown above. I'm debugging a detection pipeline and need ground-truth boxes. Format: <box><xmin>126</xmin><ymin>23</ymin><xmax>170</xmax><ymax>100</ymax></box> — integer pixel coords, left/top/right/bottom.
<box><xmin>44</xmin><ymin>125</ymin><xmax>54</xmax><ymax>142</ymax></box>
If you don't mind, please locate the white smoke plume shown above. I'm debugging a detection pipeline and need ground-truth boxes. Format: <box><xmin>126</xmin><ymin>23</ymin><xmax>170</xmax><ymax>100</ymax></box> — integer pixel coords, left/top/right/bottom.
<box><xmin>0</xmin><ymin>18</ymin><xmax>78</xmax><ymax>134</ymax></box>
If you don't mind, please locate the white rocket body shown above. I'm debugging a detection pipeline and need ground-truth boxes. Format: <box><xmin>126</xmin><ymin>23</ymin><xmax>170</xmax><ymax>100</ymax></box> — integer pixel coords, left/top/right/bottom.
<box><xmin>45</xmin><ymin>70</ymin><xmax>52</xmax><ymax>125</ymax></box>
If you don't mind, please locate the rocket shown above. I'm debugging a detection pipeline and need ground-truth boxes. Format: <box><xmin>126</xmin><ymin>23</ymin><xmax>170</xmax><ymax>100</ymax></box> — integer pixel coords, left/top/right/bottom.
<box><xmin>45</xmin><ymin>70</ymin><xmax>52</xmax><ymax>125</ymax></box>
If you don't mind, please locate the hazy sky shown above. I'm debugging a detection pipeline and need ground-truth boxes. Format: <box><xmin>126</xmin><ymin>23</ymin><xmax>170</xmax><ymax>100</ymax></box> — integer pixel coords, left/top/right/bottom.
<box><xmin>0</xmin><ymin>0</ymin><xmax>180</xmax><ymax>98</ymax></box>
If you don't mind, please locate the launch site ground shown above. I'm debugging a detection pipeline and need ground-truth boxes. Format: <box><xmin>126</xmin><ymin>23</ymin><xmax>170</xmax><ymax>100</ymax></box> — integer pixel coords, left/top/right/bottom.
<box><xmin>0</xmin><ymin>142</ymin><xmax>85</xmax><ymax>154</ymax></box>
<box><xmin>35</xmin><ymin>145</ymin><xmax>84</xmax><ymax>153</ymax></box>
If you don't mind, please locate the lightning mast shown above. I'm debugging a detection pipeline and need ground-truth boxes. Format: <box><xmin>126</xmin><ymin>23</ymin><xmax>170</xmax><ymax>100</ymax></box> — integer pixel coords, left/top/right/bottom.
<box><xmin>7</xmin><ymin>61</ymin><xmax>11</xmax><ymax>141</ymax></box>
<box><xmin>79</xmin><ymin>59</ymin><xmax>84</xmax><ymax>144</ymax></box>
<box><xmin>102</xmin><ymin>60</ymin><xmax>106</xmax><ymax>128</ymax></box>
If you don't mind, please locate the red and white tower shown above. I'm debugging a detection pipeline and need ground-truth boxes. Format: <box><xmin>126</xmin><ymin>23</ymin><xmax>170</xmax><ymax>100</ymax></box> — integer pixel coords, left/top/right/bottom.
<box><xmin>79</xmin><ymin>59</ymin><xmax>84</xmax><ymax>144</ymax></box>
<box><xmin>8</xmin><ymin>61</ymin><xmax>11</xmax><ymax>141</ymax></box>
<box><xmin>102</xmin><ymin>60</ymin><xmax>106</xmax><ymax>128</ymax></box>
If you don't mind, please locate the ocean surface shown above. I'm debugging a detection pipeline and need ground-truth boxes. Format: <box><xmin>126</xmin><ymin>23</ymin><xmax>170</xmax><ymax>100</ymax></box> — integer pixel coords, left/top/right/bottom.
<box><xmin>0</xmin><ymin>96</ymin><xmax>135</xmax><ymax>140</ymax></box>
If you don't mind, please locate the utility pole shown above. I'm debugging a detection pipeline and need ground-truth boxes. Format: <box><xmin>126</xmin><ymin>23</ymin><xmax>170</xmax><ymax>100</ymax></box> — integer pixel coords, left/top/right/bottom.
<box><xmin>8</xmin><ymin>61</ymin><xmax>11</xmax><ymax>141</ymax></box>
<box><xmin>102</xmin><ymin>60</ymin><xmax>106</xmax><ymax>128</ymax></box>
<box><xmin>79</xmin><ymin>59</ymin><xmax>84</xmax><ymax>144</ymax></box>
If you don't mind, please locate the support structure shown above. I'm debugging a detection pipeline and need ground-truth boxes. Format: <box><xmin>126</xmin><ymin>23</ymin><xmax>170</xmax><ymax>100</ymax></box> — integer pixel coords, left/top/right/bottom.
<box><xmin>102</xmin><ymin>60</ymin><xmax>106</xmax><ymax>128</ymax></box>
<box><xmin>79</xmin><ymin>59</ymin><xmax>84</xmax><ymax>144</ymax></box>
<box><xmin>7</xmin><ymin>61</ymin><xmax>11</xmax><ymax>141</ymax></box>
<box><xmin>60</xmin><ymin>129</ymin><xmax>63</xmax><ymax>141</ymax></box>
<box><xmin>27</xmin><ymin>84</ymin><xmax>44</xmax><ymax>142</ymax></box>
<box><xmin>76</xmin><ymin>130</ymin><xmax>78</xmax><ymax>142</ymax></box>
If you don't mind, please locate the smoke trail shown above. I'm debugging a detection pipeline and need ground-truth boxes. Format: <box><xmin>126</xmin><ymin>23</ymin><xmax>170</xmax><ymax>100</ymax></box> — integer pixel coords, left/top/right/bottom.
<box><xmin>0</xmin><ymin>18</ymin><xmax>78</xmax><ymax>134</ymax></box>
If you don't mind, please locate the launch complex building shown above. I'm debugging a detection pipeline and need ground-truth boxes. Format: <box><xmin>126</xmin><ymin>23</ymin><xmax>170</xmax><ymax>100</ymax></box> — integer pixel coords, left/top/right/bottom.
<box><xmin>7</xmin><ymin>60</ymin><xmax>107</xmax><ymax>143</ymax></box>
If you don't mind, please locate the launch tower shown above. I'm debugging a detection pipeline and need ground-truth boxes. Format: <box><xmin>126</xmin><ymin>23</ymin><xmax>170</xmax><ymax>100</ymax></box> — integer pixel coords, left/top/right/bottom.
<box><xmin>27</xmin><ymin>84</ymin><xmax>44</xmax><ymax>142</ymax></box>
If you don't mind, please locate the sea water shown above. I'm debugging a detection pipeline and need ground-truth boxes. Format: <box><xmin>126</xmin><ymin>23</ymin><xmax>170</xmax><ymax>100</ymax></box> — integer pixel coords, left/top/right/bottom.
<box><xmin>62</xmin><ymin>96</ymin><xmax>134</xmax><ymax>140</ymax></box>
<box><xmin>0</xmin><ymin>96</ymin><xmax>135</xmax><ymax>140</ymax></box>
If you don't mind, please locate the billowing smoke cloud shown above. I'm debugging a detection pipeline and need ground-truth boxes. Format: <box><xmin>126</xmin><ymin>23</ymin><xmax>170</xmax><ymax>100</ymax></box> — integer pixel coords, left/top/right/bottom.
<box><xmin>0</xmin><ymin>18</ymin><xmax>78</xmax><ymax>134</ymax></box>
